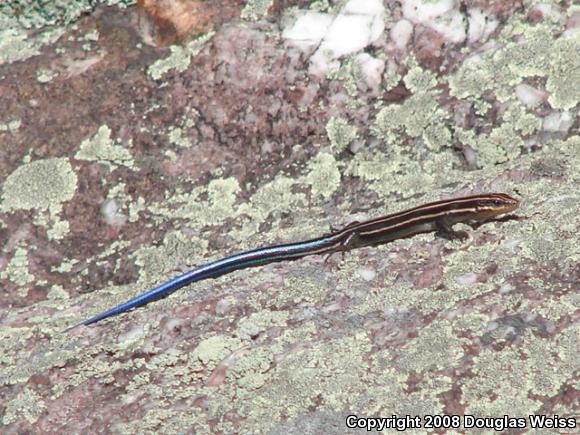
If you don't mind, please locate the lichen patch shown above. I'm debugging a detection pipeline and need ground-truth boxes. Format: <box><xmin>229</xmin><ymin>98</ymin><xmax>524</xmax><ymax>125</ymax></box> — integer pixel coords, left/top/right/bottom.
<box><xmin>1</xmin><ymin>157</ymin><xmax>77</xmax><ymax>212</ymax></box>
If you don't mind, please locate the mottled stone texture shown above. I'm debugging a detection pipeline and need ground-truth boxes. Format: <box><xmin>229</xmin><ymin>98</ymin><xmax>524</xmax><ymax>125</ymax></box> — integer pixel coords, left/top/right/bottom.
<box><xmin>0</xmin><ymin>0</ymin><xmax>578</xmax><ymax>433</ymax></box>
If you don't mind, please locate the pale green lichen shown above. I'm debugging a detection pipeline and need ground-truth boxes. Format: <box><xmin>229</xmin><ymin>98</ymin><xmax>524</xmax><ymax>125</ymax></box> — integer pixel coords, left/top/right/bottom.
<box><xmin>347</xmin><ymin>151</ymin><xmax>439</xmax><ymax>199</ymax></box>
<box><xmin>230</xmin><ymin>347</ymin><xmax>273</xmax><ymax>391</ymax></box>
<box><xmin>236</xmin><ymin>177</ymin><xmax>307</xmax><ymax>235</ymax></box>
<box><xmin>93</xmin><ymin>241</ymin><xmax>132</xmax><ymax>267</ymax></box>
<box><xmin>0</xmin><ymin>27</ymin><xmax>65</xmax><ymax>65</ymax></box>
<box><xmin>403</xmin><ymin>61</ymin><xmax>438</xmax><ymax>93</ymax></box>
<box><xmin>516</xmin><ymin>188</ymin><xmax>579</xmax><ymax>276</ymax></box>
<box><xmin>235</xmin><ymin>309</ymin><xmax>290</xmax><ymax>340</ymax></box>
<box><xmin>462</xmin><ymin>328</ymin><xmax>577</xmax><ymax>417</ymax></box>
<box><xmin>546</xmin><ymin>34</ymin><xmax>580</xmax><ymax>110</ymax></box>
<box><xmin>287</xmin><ymin>322</ymin><xmax>326</xmax><ymax>351</ymax></box>
<box><xmin>396</xmin><ymin>321</ymin><xmax>467</xmax><ymax>372</ymax></box>
<box><xmin>50</xmin><ymin>345</ymin><xmax>141</xmax><ymax>397</ymax></box>
<box><xmin>46</xmin><ymin>217</ymin><xmax>70</xmax><ymax>240</ymax></box>
<box><xmin>331</xmin><ymin>58</ymin><xmax>364</xmax><ymax>99</ymax></box>
<box><xmin>2</xmin><ymin>388</ymin><xmax>46</xmax><ymax>425</ymax></box>
<box><xmin>449</xmin><ymin>24</ymin><xmax>579</xmax><ymax>109</ymax></box>
<box><xmin>0</xmin><ymin>118</ymin><xmax>21</xmax><ymax>132</ymax></box>
<box><xmin>167</xmin><ymin>126</ymin><xmax>191</xmax><ymax>148</ymax></box>
<box><xmin>532</xmin><ymin>294</ymin><xmax>578</xmax><ymax>323</ymax></box>
<box><xmin>451</xmin><ymin>313</ymin><xmax>490</xmax><ymax>335</ymax></box>
<box><xmin>191</xmin><ymin>335</ymin><xmax>242</xmax><ymax>365</ymax></box>
<box><xmin>0</xmin><ymin>328</ymin><xmax>29</xmax><ymax>371</ymax></box>
<box><xmin>148</xmin><ymin>32</ymin><xmax>215</xmax><ymax>81</ymax></box>
<box><xmin>83</xmin><ymin>29</ymin><xmax>99</xmax><ymax>42</ymax></box>
<box><xmin>326</xmin><ymin>116</ymin><xmax>357</xmax><ymax>153</ymax></box>
<box><xmin>503</xmin><ymin>103</ymin><xmax>541</xmax><ymax>135</ymax></box>
<box><xmin>0</xmin><ymin>247</ymin><xmax>34</xmax><ymax>289</ymax></box>
<box><xmin>384</xmin><ymin>66</ymin><xmax>402</xmax><ymax>91</ymax></box>
<box><xmin>309</xmin><ymin>0</ymin><xmax>332</xmax><ymax>12</ymax></box>
<box><xmin>46</xmin><ymin>284</ymin><xmax>70</xmax><ymax>300</ymax></box>
<box><xmin>50</xmin><ymin>257</ymin><xmax>77</xmax><ymax>273</ymax></box>
<box><xmin>128</xmin><ymin>196</ymin><xmax>146</xmax><ymax>222</ymax></box>
<box><xmin>146</xmin><ymin>177</ymin><xmax>241</xmax><ymax>234</ymax></box>
<box><xmin>1</xmin><ymin>157</ymin><xmax>77</xmax><ymax>211</ymax></box>
<box><xmin>249</xmin><ymin>273</ymin><xmax>331</xmax><ymax>312</ymax></box>
<box><xmin>106</xmin><ymin>182</ymin><xmax>126</xmax><ymax>198</ymax></box>
<box><xmin>206</xmin><ymin>178</ymin><xmax>241</xmax><ymax>218</ymax></box>
<box><xmin>467</xmin><ymin>124</ymin><xmax>524</xmax><ymax>166</ymax></box>
<box><xmin>302</xmin><ymin>152</ymin><xmax>341</xmax><ymax>199</ymax></box>
<box><xmin>125</xmin><ymin>371</ymin><xmax>152</xmax><ymax>393</ymax></box>
<box><xmin>442</xmin><ymin>20</ymin><xmax>579</xmax><ymax>166</ymax></box>
<box><xmin>132</xmin><ymin>231</ymin><xmax>208</xmax><ymax>285</ymax></box>
<box><xmin>123</xmin><ymin>409</ymin><xmax>180</xmax><ymax>433</ymax></box>
<box><xmin>75</xmin><ymin>125</ymin><xmax>134</xmax><ymax>168</ymax></box>
<box><xmin>231</xmin><ymin>332</ymin><xmax>374</xmax><ymax>424</ymax></box>
<box><xmin>373</xmin><ymin>88</ymin><xmax>449</xmax><ymax>151</ymax></box>
<box><xmin>36</xmin><ymin>68</ymin><xmax>57</xmax><ymax>83</ymax></box>
<box><xmin>1</xmin><ymin>1</ymin><xmax>92</xmax><ymax>30</ymax></box>
<box><xmin>241</xmin><ymin>0</ymin><xmax>274</xmax><ymax>21</ymax></box>
<box><xmin>422</xmin><ymin>123</ymin><xmax>452</xmax><ymax>151</ymax></box>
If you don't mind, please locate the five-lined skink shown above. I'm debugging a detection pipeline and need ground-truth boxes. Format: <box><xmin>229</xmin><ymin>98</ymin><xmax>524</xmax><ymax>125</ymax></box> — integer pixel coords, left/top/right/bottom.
<box><xmin>64</xmin><ymin>193</ymin><xmax>519</xmax><ymax>331</ymax></box>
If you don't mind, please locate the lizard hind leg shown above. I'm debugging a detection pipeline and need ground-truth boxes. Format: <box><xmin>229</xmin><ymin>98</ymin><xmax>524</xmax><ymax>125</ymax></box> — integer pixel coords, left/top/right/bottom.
<box><xmin>323</xmin><ymin>231</ymin><xmax>361</xmax><ymax>266</ymax></box>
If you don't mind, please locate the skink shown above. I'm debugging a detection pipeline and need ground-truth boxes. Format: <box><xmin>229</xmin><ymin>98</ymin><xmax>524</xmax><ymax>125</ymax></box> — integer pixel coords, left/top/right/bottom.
<box><xmin>64</xmin><ymin>193</ymin><xmax>519</xmax><ymax>331</ymax></box>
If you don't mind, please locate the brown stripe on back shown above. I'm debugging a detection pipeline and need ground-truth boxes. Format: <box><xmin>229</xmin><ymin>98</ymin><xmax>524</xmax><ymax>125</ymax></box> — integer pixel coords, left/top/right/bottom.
<box><xmin>334</xmin><ymin>195</ymin><xmax>488</xmax><ymax>237</ymax></box>
<box><xmin>356</xmin><ymin>205</ymin><xmax>480</xmax><ymax>237</ymax></box>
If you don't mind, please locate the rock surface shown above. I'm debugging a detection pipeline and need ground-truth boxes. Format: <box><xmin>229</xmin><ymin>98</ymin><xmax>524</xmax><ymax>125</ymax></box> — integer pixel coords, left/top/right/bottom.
<box><xmin>0</xmin><ymin>0</ymin><xmax>578</xmax><ymax>433</ymax></box>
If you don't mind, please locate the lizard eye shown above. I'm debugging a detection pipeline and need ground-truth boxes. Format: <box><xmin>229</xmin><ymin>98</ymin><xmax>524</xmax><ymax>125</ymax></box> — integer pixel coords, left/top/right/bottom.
<box><xmin>482</xmin><ymin>199</ymin><xmax>503</xmax><ymax>208</ymax></box>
